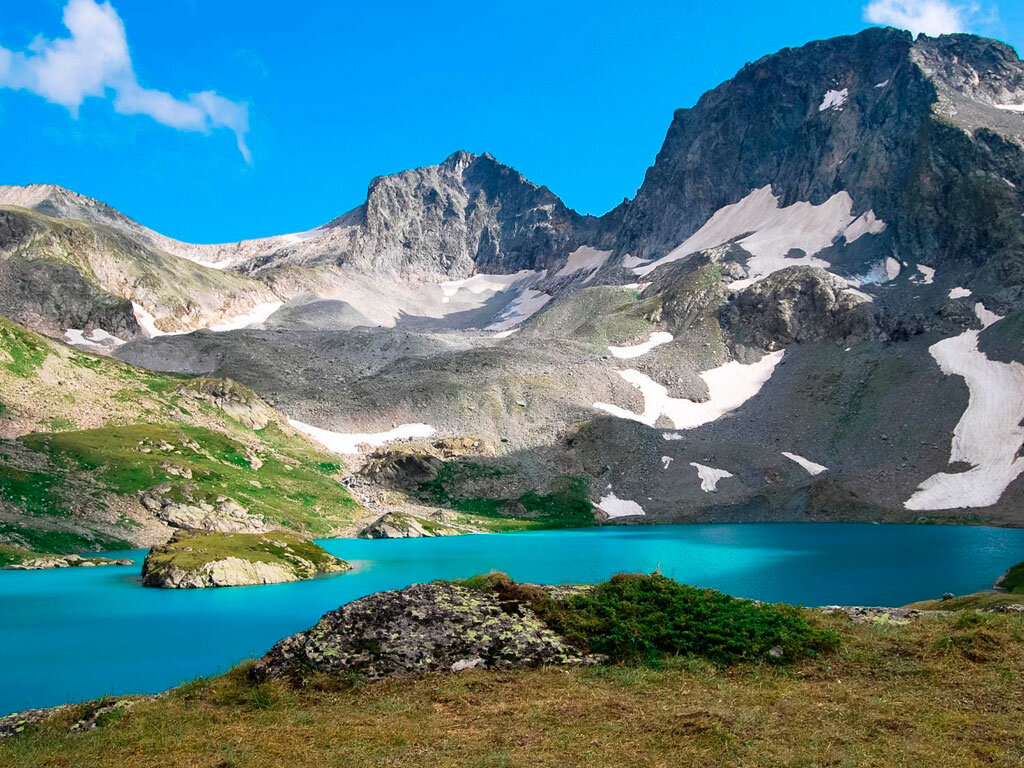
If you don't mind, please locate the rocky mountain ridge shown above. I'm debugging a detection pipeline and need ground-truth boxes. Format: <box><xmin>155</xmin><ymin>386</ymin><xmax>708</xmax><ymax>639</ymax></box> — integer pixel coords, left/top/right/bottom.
<box><xmin>3</xmin><ymin>27</ymin><xmax>1024</xmax><ymax>532</ymax></box>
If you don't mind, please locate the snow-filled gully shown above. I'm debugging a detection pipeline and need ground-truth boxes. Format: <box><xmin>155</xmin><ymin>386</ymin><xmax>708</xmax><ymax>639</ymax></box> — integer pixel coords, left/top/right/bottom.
<box><xmin>904</xmin><ymin>303</ymin><xmax>1024</xmax><ymax>510</ymax></box>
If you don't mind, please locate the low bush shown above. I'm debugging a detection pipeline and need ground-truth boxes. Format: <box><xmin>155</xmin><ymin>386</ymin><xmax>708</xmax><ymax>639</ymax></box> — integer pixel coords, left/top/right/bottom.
<box><xmin>997</xmin><ymin>559</ymin><xmax>1024</xmax><ymax>594</ymax></box>
<box><xmin>462</xmin><ymin>571</ymin><xmax>840</xmax><ymax>666</ymax></box>
<box><xmin>540</xmin><ymin>574</ymin><xmax>840</xmax><ymax>665</ymax></box>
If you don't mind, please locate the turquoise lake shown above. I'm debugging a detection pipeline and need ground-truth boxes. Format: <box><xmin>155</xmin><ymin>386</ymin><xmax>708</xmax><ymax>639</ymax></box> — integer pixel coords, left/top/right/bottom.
<box><xmin>3</xmin><ymin>523</ymin><xmax>1024</xmax><ymax>715</ymax></box>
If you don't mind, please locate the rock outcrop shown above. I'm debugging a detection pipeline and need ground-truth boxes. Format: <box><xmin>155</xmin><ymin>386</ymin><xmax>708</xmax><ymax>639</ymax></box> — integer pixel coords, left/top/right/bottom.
<box><xmin>721</xmin><ymin>266</ymin><xmax>880</xmax><ymax>349</ymax></box>
<box><xmin>1</xmin><ymin>553</ymin><xmax>134</xmax><ymax>570</ymax></box>
<box><xmin>139</xmin><ymin>487</ymin><xmax>268</xmax><ymax>534</ymax></box>
<box><xmin>141</xmin><ymin>530</ymin><xmax>349</xmax><ymax>589</ymax></box>
<box><xmin>358</xmin><ymin>512</ymin><xmax>465</xmax><ymax>539</ymax></box>
<box><xmin>253</xmin><ymin>581</ymin><xmax>598</xmax><ymax>682</ymax></box>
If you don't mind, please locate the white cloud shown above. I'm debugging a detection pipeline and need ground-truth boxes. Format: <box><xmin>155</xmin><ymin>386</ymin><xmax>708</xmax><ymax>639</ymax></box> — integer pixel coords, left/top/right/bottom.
<box><xmin>0</xmin><ymin>0</ymin><xmax>251</xmax><ymax>163</ymax></box>
<box><xmin>863</xmin><ymin>0</ymin><xmax>980</xmax><ymax>36</ymax></box>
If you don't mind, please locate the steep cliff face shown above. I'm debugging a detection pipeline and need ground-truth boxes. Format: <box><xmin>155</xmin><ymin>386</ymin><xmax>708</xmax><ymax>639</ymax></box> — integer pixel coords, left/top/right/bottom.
<box><xmin>607</xmin><ymin>29</ymin><xmax>1024</xmax><ymax>306</ymax></box>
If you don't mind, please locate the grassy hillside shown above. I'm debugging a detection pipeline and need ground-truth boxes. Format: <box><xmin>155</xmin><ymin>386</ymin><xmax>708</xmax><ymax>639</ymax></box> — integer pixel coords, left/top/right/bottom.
<box><xmin>0</xmin><ymin>315</ymin><xmax>361</xmax><ymax>552</ymax></box>
<box><xmin>3</xmin><ymin>607</ymin><xmax>1023</xmax><ymax>767</ymax></box>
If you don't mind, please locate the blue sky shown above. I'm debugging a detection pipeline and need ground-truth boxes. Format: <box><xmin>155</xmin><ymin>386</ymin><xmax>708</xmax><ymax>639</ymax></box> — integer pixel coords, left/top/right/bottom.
<box><xmin>0</xmin><ymin>0</ymin><xmax>1021</xmax><ymax>243</ymax></box>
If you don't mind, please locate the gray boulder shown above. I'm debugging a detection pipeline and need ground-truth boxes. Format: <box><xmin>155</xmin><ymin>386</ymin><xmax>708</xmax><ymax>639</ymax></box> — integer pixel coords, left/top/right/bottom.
<box><xmin>253</xmin><ymin>582</ymin><xmax>598</xmax><ymax>681</ymax></box>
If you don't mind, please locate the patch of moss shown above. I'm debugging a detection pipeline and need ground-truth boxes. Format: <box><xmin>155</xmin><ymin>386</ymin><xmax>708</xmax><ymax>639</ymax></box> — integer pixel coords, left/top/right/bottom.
<box><xmin>460</xmin><ymin>572</ymin><xmax>839</xmax><ymax>666</ymax></box>
<box><xmin>0</xmin><ymin>544</ymin><xmax>31</xmax><ymax>567</ymax></box>
<box><xmin>0</xmin><ymin>315</ymin><xmax>51</xmax><ymax>377</ymax></box>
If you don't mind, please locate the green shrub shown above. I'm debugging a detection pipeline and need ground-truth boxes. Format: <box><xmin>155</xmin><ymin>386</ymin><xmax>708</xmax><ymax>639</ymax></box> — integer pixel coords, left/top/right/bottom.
<box><xmin>535</xmin><ymin>573</ymin><xmax>839</xmax><ymax>666</ymax></box>
<box><xmin>997</xmin><ymin>559</ymin><xmax>1024</xmax><ymax>594</ymax></box>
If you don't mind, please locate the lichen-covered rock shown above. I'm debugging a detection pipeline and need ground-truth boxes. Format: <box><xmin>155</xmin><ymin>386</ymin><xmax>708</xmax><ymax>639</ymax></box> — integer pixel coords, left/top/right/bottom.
<box><xmin>141</xmin><ymin>530</ymin><xmax>349</xmax><ymax>589</ymax></box>
<box><xmin>0</xmin><ymin>707</ymin><xmax>61</xmax><ymax>741</ymax></box>
<box><xmin>820</xmin><ymin>606</ymin><xmax>947</xmax><ymax>624</ymax></box>
<box><xmin>253</xmin><ymin>582</ymin><xmax>599</xmax><ymax>682</ymax></box>
<box><xmin>358</xmin><ymin>512</ymin><xmax>464</xmax><ymax>539</ymax></box>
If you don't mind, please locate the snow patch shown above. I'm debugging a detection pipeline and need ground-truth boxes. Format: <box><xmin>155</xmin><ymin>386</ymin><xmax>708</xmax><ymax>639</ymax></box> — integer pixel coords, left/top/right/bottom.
<box><xmin>949</xmin><ymin>287</ymin><xmax>972</xmax><ymax>299</ymax></box>
<box><xmin>131</xmin><ymin>302</ymin><xmax>175</xmax><ymax>338</ymax></box>
<box><xmin>621</xmin><ymin>253</ymin><xmax>651</xmax><ymax>269</ymax></box>
<box><xmin>913</xmin><ymin>264</ymin><xmax>935</xmax><ymax>285</ymax></box>
<box><xmin>64</xmin><ymin>328</ymin><xmax>126</xmax><ymax>350</ymax></box>
<box><xmin>596</xmin><ymin>492</ymin><xmax>646</xmax><ymax>518</ymax></box>
<box><xmin>904</xmin><ymin>303</ymin><xmax>1024</xmax><ymax>511</ymax></box>
<box><xmin>486</xmin><ymin>289</ymin><xmax>552</xmax><ymax>331</ymax></box>
<box><xmin>208</xmin><ymin>301</ymin><xmax>284</xmax><ymax>332</ymax></box>
<box><xmin>493</xmin><ymin>329</ymin><xmax>518</xmax><ymax>339</ymax></box>
<box><xmin>843</xmin><ymin>210</ymin><xmax>887</xmax><ymax>244</ymax></box>
<box><xmin>996</xmin><ymin>104</ymin><xmax>1024</xmax><ymax>113</ymax></box>
<box><xmin>782</xmin><ymin>452</ymin><xmax>828</xmax><ymax>476</ymax></box>
<box><xmin>288</xmin><ymin>419</ymin><xmax>436</xmax><ymax>456</ymax></box>
<box><xmin>594</xmin><ymin>350</ymin><xmax>784</xmax><ymax>429</ymax></box>
<box><xmin>844</xmin><ymin>287</ymin><xmax>874</xmax><ymax>302</ymax></box>
<box><xmin>885</xmin><ymin>257</ymin><xmax>902</xmax><ymax>281</ymax></box>
<box><xmin>661</xmin><ymin>456</ymin><xmax>673</xmax><ymax>470</ymax></box>
<box><xmin>608</xmin><ymin>332</ymin><xmax>673</xmax><ymax>359</ymax></box>
<box><xmin>556</xmin><ymin>246</ymin><xmax>612</xmax><ymax>283</ymax></box>
<box><xmin>440</xmin><ymin>271</ymin><xmax>536</xmax><ymax>303</ymax></box>
<box><xmin>280</xmin><ymin>227</ymin><xmax>325</xmax><ymax>245</ymax></box>
<box><xmin>632</xmin><ymin>186</ymin><xmax>885</xmax><ymax>291</ymax></box>
<box><xmin>689</xmin><ymin>462</ymin><xmax>733</xmax><ymax>492</ymax></box>
<box><xmin>974</xmin><ymin>302</ymin><xmax>1003</xmax><ymax>330</ymax></box>
<box><xmin>874</xmin><ymin>80</ymin><xmax>890</xmax><ymax>88</ymax></box>
<box><xmin>819</xmin><ymin>88</ymin><xmax>849</xmax><ymax>112</ymax></box>
<box><xmin>662</xmin><ymin>432</ymin><xmax>683</xmax><ymax>441</ymax></box>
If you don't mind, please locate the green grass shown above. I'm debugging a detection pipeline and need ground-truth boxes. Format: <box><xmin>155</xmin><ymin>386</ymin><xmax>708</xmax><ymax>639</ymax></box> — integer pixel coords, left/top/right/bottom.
<box><xmin>418</xmin><ymin>464</ymin><xmax>595</xmax><ymax>531</ymax></box>
<box><xmin>0</xmin><ymin>544</ymin><xmax>30</xmax><ymax>567</ymax></box>
<box><xmin>997</xmin><ymin>559</ymin><xmax>1024</xmax><ymax>594</ymax></box>
<box><xmin>0</xmin><ymin>311</ymin><xmax>365</xmax><ymax>551</ymax></box>
<box><xmin>0</xmin><ymin>317</ymin><xmax>51</xmax><ymax>377</ymax></box>
<box><xmin>0</xmin><ymin>465</ymin><xmax>67</xmax><ymax>517</ymax></box>
<box><xmin>0</xmin><ymin>522</ymin><xmax>130</xmax><ymax>554</ymax></box>
<box><xmin>18</xmin><ymin>423</ymin><xmax>360</xmax><ymax>537</ymax></box>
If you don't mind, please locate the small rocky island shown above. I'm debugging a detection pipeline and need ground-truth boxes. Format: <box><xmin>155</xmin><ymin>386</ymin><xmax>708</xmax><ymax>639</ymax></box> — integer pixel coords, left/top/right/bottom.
<box><xmin>0</xmin><ymin>545</ymin><xmax>134</xmax><ymax>570</ymax></box>
<box><xmin>141</xmin><ymin>530</ymin><xmax>350</xmax><ymax>589</ymax></box>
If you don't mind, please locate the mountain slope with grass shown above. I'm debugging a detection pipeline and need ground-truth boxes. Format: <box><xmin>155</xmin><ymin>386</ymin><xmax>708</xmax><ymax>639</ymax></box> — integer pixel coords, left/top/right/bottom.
<box><xmin>0</xmin><ymin>314</ymin><xmax>362</xmax><ymax>553</ymax></box>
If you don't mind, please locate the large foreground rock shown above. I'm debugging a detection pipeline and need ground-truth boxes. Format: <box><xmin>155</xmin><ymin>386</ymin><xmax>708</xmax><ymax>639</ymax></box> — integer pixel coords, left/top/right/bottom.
<box><xmin>141</xmin><ymin>530</ymin><xmax>349</xmax><ymax>589</ymax></box>
<box><xmin>253</xmin><ymin>582</ymin><xmax>597</xmax><ymax>681</ymax></box>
